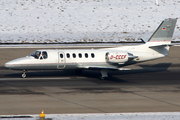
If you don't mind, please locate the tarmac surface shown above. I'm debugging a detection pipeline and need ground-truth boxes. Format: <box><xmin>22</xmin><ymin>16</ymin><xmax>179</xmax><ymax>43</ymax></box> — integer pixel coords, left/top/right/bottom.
<box><xmin>0</xmin><ymin>45</ymin><xmax>180</xmax><ymax>115</ymax></box>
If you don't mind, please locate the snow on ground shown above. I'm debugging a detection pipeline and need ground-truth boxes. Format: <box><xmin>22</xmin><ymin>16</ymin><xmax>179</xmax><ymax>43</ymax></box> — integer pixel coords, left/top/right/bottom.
<box><xmin>0</xmin><ymin>0</ymin><xmax>180</xmax><ymax>43</ymax></box>
<box><xmin>1</xmin><ymin>112</ymin><xmax>180</xmax><ymax>120</ymax></box>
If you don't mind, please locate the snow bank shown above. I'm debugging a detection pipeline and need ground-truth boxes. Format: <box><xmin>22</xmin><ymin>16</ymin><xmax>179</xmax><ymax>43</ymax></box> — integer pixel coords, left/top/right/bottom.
<box><xmin>1</xmin><ymin>112</ymin><xmax>180</xmax><ymax>120</ymax></box>
<box><xmin>0</xmin><ymin>0</ymin><xmax>180</xmax><ymax>43</ymax></box>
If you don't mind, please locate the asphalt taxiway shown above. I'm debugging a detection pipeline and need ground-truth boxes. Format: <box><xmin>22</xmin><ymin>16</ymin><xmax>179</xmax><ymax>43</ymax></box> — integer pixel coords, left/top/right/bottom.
<box><xmin>0</xmin><ymin>45</ymin><xmax>180</xmax><ymax>115</ymax></box>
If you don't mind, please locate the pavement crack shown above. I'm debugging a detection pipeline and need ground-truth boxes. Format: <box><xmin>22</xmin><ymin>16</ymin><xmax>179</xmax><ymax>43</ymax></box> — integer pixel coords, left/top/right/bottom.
<box><xmin>45</xmin><ymin>94</ymin><xmax>108</xmax><ymax>113</ymax></box>
<box><xmin>132</xmin><ymin>92</ymin><xmax>180</xmax><ymax>108</ymax></box>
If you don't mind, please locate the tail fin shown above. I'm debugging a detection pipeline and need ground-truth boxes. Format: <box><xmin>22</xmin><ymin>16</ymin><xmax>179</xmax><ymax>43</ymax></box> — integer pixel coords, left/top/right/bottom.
<box><xmin>147</xmin><ymin>18</ymin><xmax>177</xmax><ymax>45</ymax></box>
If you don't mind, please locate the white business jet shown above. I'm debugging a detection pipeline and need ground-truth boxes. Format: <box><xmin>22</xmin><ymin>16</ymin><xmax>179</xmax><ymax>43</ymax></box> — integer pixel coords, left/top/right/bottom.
<box><xmin>4</xmin><ymin>18</ymin><xmax>177</xmax><ymax>78</ymax></box>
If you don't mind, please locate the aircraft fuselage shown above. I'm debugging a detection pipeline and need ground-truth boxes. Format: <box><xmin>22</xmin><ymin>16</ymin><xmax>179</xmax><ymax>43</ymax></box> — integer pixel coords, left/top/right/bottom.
<box><xmin>4</xmin><ymin>18</ymin><xmax>177</xmax><ymax>78</ymax></box>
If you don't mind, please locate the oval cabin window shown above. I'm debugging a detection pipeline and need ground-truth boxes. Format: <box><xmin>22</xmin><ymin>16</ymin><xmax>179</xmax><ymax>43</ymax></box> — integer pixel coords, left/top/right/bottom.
<box><xmin>73</xmin><ymin>53</ymin><xmax>76</xmax><ymax>58</ymax></box>
<box><xmin>66</xmin><ymin>53</ymin><xmax>70</xmax><ymax>58</ymax></box>
<box><xmin>60</xmin><ymin>53</ymin><xmax>63</xmax><ymax>58</ymax></box>
<box><xmin>85</xmin><ymin>53</ymin><xmax>88</xmax><ymax>58</ymax></box>
<box><xmin>91</xmin><ymin>53</ymin><xmax>95</xmax><ymax>58</ymax></box>
<box><xmin>79</xmin><ymin>53</ymin><xmax>82</xmax><ymax>58</ymax></box>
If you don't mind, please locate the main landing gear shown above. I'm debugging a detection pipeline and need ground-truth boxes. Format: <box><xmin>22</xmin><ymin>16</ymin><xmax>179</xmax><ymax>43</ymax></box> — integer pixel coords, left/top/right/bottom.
<box><xmin>22</xmin><ymin>70</ymin><xmax>26</xmax><ymax>78</ymax></box>
<box><xmin>100</xmin><ymin>69</ymin><xmax>108</xmax><ymax>79</ymax></box>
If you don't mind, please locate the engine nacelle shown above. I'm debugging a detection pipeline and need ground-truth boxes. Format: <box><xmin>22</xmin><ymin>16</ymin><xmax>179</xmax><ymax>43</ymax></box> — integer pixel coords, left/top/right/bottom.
<box><xmin>105</xmin><ymin>52</ymin><xmax>128</xmax><ymax>63</ymax></box>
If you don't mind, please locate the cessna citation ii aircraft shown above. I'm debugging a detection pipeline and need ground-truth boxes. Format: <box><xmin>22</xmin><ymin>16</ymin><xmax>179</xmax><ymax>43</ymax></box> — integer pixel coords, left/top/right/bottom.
<box><xmin>4</xmin><ymin>18</ymin><xmax>177</xmax><ymax>78</ymax></box>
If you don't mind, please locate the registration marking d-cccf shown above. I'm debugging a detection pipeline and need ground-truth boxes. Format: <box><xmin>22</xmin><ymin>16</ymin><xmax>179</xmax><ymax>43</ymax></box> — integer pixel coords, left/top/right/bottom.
<box><xmin>110</xmin><ymin>55</ymin><xmax>127</xmax><ymax>59</ymax></box>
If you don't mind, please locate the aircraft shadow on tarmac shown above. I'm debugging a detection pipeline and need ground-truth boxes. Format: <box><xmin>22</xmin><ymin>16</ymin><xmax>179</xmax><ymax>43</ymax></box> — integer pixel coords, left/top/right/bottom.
<box><xmin>1</xmin><ymin>63</ymin><xmax>176</xmax><ymax>95</ymax></box>
<box><xmin>4</xmin><ymin>63</ymin><xmax>171</xmax><ymax>82</ymax></box>
<box><xmin>127</xmin><ymin>63</ymin><xmax>172</xmax><ymax>75</ymax></box>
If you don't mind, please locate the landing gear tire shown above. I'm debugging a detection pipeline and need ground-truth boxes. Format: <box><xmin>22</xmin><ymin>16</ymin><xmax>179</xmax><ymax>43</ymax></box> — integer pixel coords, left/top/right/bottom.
<box><xmin>22</xmin><ymin>73</ymin><xmax>26</xmax><ymax>78</ymax></box>
<box><xmin>22</xmin><ymin>70</ymin><xmax>26</xmax><ymax>78</ymax></box>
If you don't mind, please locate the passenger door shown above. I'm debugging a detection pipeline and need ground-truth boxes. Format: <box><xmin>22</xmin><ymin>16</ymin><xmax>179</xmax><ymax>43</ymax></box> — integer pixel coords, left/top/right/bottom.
<box><xmin>57</xmin><ymin>52</ymin><xmax>66</xmax><ymax>69</ymax></box>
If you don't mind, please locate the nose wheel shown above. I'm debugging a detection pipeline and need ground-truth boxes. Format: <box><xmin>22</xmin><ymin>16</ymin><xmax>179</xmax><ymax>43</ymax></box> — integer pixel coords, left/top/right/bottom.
<box><xmin>22</xmin><ymin>70</ymin><xmax>26</xmax><ymax>78</ymax></box>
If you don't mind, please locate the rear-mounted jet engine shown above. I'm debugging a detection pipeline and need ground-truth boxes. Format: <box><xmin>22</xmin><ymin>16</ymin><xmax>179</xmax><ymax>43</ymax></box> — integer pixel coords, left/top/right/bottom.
<box><xmin>105</xmin><ymin>52</ymin><xmax>128</xmax><ymax>64</ymax></box>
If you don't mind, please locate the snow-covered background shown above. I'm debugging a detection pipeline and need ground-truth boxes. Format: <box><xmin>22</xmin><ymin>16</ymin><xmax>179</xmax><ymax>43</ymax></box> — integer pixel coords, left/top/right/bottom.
<box><xmin>0</xmin><ymin>0</ymin><xmax>180</xmax><ymax>43</ymax></box>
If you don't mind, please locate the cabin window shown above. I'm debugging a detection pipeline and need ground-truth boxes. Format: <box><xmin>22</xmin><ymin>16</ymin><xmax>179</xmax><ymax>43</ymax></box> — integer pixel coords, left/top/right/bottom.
<box><xmin>42</xmin><ymin>51</ymin><xmax>48</xmax><ymax>59</ymax></box>
<box><xmin>85</xmin><ymin>53</ymin><xmax>88</xmax><ymax>58</ymax></box>
<box><xmin>91</xmin><ymin>53</ymin><xmax>95</xmax><ymax>58</ymax></box>
<box><xmin>73</xmin><ymin>53</ymin><xmax>76</xmax><ymax>58</ymax></box>
<box><xmin>79</xmin><ymin>53</ymin><xmax>82</xmax><ymax>58</ymax></box>
<box><xmin>105</xmin><ymin>52</ymin><xmax>109</xmax><ymax>61</ymax></box>
<box><xmin>35</xmin><ymin>51</ymin><xmax>41</xmax><ymax>59</ymax></box>
<box><xmin>60</xmin><ymin>53</ymin><xmax>63</xmax><ymax>58</ymax></box>
<box><xmin>66</xmin><ymin>53</ymin><xmax>70</xmax><ymax>58</ymax></box>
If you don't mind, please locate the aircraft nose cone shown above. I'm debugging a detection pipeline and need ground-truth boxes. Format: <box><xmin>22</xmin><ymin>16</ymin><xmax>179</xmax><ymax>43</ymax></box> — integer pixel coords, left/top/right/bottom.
<box><xmin>4</xmin><ymin>58</ymin><xmax>22</xmax><ymax>69</ymax></box>
<box><xmin>4</xmin><ymin>57</ymin><xmax>29</xmax><ymax>70</ymax></box>
<box><xmin>4</xmin><ymin>61</ymin><xmax>14</xmax><ymax>69</ymax></box>
<box><xmin>4</xmin><ymin>63</ymin><xmax>7</xmax><ymax>68</ymax></box>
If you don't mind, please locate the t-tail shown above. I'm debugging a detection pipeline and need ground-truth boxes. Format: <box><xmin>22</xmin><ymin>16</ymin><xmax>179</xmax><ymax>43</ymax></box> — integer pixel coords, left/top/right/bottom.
<box><xmin>146</xmin><ymin>18</ymin><xmax>177</xmax><ymax>47</ymax></box>
<box><xmin>140</xmin><ymin>18</ymin><xmax>177</xmax><ymax>59</ymax></box>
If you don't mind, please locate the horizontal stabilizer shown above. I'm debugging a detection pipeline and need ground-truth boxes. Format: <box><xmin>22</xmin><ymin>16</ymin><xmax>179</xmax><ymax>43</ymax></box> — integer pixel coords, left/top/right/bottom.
<box><xmin>149</xmin><ymin>44</ymin><xmax>173</xmax><ymax>48</ymax></box>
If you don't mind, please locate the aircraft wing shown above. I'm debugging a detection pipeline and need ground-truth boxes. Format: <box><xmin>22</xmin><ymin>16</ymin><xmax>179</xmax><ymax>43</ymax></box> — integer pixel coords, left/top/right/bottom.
<box><xmin>89</xmin><ymin>66</ymin><xmax>119</xmax><ymax>70</ymax></box>
<box><xmin>77</xmin><ymin>66</ymin><xmax>130</xmax><ymax>71</ymax></box>
<box><xmin>77</xmin><ymin>66</ymin><xmax>118</xmax><ymax>70</ymax></box>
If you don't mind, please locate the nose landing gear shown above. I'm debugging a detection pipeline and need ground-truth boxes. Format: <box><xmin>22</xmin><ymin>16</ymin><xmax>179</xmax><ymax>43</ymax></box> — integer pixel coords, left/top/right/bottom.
<box><xmin>22</xmin><ymin>70</ymin><xmax>26</xmax><ymax>78</ymax></box>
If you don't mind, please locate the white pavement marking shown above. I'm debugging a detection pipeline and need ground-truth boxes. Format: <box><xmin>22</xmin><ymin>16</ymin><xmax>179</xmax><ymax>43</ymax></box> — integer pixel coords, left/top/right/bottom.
<box><xmin>0</xmin><ymin>77</ymin><xmax>88</xmax><ymax>81</ymax></box>
<box><xmin>0</xmin><ymin>77</ymin><xmax>71</xmax><ymax>81</ymax></box>
<box><xmin>0</xmin><ymin>43</ymin><xmax>179</xmax><ymax>48</ymax></box>
<box><xmin>0</xmin><ymin>43</ymin><xmax>139</xmax><ymax>49</ymax></box>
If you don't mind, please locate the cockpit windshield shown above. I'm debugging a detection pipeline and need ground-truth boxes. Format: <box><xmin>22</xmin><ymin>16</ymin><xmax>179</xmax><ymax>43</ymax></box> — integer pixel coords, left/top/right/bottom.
<box><xmin>29</xmin><ymin>51</ymin><xmax>41</xmax><ymax>59</ymax></box>
<box><xmin>29</xmin><ymin>51</ymin><xmax>48</xmax><ymax>59</ymax></box>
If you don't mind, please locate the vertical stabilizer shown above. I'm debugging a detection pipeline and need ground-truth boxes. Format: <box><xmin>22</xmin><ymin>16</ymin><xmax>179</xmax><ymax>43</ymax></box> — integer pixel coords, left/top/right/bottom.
<box><xmin>147</xmin><ymin>18</ymin><xmax>177</xmax><ymax>44</ymax></box>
